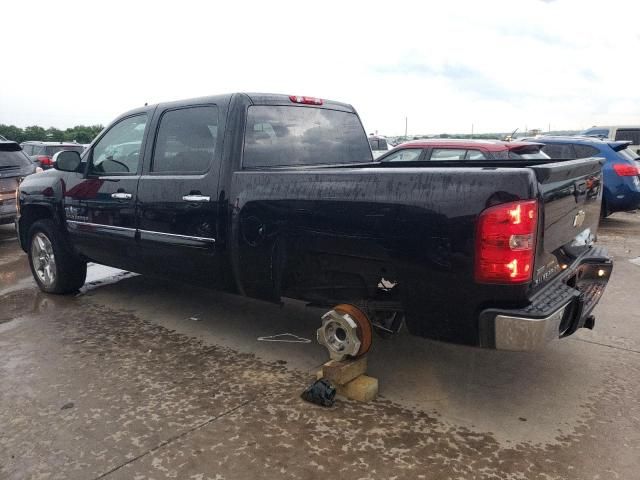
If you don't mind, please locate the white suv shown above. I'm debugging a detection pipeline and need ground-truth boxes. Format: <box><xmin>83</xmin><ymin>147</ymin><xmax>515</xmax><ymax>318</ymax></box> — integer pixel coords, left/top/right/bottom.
<box><xmin>581</xmin><ymin>126</ymin><xmax>640</xmax><ymax>155</ymax></box>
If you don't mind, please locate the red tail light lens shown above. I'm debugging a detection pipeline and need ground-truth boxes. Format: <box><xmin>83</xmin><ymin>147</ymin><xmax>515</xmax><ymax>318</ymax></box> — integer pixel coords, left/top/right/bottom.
<box><xmin>613</xmin><ymin>163</ymin><xmax>640</xmax><ymax>176</ymax></box>
<box><xmin>289</xmin><ymin>95</ymin><xmax>323</xmax><ymax>105</ymax></box>
<box><xmin>36</xmin><ymin>155</ymin><xmax>52</xmax><ymax>166</ymax></box>
<box><xmin>475</xmin><ymin>200</ymin><xmax>538</xmax><ymax>284</ymax></box>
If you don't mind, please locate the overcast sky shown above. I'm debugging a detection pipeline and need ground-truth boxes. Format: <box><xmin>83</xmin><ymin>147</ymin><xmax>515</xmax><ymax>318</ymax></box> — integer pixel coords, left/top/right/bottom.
<box><xmin>1</xmin><ymin>0</ymin><xmax>639</xmax><ymax>135</ymax></box>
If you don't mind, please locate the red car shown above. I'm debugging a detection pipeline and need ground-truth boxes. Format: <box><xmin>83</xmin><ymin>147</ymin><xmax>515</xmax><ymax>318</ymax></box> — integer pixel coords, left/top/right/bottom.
<box><xmin>377</xmin><ymin>139</ymin><xmax>550</xmax><ymax>163</ymax></box>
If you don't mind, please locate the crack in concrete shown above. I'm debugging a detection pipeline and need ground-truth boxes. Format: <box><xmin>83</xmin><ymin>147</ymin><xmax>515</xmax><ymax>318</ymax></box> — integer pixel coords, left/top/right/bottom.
<box><xmin>95</xmin><ymin>399</ymin><xmax>255</xmax><ymax>479</ymax></box>
<box><xmin>570</xmin><ymin>337</ymin><xmax>640</xmax><ymax>355</ymax></box>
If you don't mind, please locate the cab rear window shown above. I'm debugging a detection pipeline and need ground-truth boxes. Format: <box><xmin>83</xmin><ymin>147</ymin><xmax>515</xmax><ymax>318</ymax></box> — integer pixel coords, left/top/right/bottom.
<box><xmin>243</xmin><ymin>106</ymin><xmax>372</xmax><ymax>168</ymax></box>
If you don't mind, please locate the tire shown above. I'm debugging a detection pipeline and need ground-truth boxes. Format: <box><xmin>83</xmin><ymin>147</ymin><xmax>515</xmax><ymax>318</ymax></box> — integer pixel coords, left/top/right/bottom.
<box><xmin>600</xmin><ymin>199</ymin><xmax>610</xmax><ymax>219</ymax></box>
<box><xmin>27</xmin><ymin>219</ymin><xmax>87</xmax><ymax>294</ymax></box>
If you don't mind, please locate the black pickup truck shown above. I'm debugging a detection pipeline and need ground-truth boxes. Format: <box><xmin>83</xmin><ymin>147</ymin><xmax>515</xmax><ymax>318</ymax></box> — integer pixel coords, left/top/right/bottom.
<box><xmin>16</xmin><ymin>93</ymin><xmax>613</xmax><ymax>354</ymax></box>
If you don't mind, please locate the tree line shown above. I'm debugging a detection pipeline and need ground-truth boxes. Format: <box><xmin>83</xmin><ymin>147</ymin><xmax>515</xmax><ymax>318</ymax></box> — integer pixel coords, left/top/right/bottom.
<box><xmin>0</xmin><ymin>124</ymin><xmax>104</xmax><ymax>145</ymax></box>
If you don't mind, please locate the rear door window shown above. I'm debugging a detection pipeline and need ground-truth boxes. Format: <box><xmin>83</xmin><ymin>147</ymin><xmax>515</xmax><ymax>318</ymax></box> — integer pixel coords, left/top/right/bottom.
<box><xmin>152</xmin><ymin>106</ymin><xmax>219</xmax><ymax>174</ymax></box>
<box><xmin>381</xmin><ymin>148</ymin><xmax>423</xmax><ymax>162</ymax></box>
<box><xmin>430</xmin><ymin>148</ymin><xmax>467</xmax><ymax>160</ymax></box>
<box><xmin>614</xmin><ymin>128</ymin><xmax>640</xmax><ymax>144</ymax></box>
<box><xmin>243</xmin><ymin>106</ymin><xmax>372</xmax><ymax>168</ymax></box>
<box><xmin>574</xmin><ymin>145</ymin><xmax>601</xmax><ymax>158</ymax></box>
<box><xmin>540</xmin><ymin>143</ymin><xmax>576</xmax><ymax>159</ymax></box>
<box><xmin>21</xmin><ymin>145</ymin><xmax>32</xmax><ymax>155</ymax></box>
<box><xmin>465</xmin><ymin>149</ymin><xmax>487</xmax><ymax>160</ymax></box>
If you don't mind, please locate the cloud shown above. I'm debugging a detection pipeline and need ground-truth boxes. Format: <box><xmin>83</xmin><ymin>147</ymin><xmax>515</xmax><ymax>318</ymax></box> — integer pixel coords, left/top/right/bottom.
<box><xmin>1</xmin><ymin>0</ymin><xmax>639</xmax><ymax>135</ymax></box>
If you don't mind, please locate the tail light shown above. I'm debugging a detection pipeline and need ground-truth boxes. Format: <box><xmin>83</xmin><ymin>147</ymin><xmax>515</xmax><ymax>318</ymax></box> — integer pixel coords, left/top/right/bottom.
<box><xmin>36</xmin><ymin>155</ymin><xmax>53</xmax><ymax>167</ymax></box>
<box><xmin>475</xmin><ymin>200</ymin><xmax>538</xmax><ymax>284</ymax></box>
<box><xmin>289</xmin><ymin>95</ymin><xmax>323</xmax><ymax>105</ymax></box>
<box><xmin>613</xmin><ymin>163</ymin><xmax>640</xmax><ymax>177</ymax></box>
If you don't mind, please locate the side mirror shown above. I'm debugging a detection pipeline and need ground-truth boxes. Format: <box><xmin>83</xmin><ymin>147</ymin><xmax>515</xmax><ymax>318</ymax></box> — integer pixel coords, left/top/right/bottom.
<box><xmin>53</xmin><ymin>150</ymin><xmax>82</xmax><ymax>172</ymax></box>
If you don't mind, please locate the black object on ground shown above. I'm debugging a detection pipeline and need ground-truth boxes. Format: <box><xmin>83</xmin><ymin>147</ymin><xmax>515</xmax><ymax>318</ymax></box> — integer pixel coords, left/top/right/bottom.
<box><xmin>301</xmin><ymin>379</ymin><xmax>336</xmax><ymax>407</ymax></box>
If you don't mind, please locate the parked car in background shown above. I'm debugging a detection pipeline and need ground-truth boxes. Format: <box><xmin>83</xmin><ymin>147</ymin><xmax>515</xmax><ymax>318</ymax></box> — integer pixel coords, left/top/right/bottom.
<box><xmin>20</xmin><ymin>141</ymin><xmax>85</xmax><ymax>170</ymax></box>
<box><xmin>581</xmin><ymin>126</ymin><xmax>640</xmax><ymax>155</ymax></box>
<box><xmin>525</xmin><ymin>136</ymin><xmax>640</xmax><ymax>217</ymax></box>
<box><xmin>0</xmin><ymin>141</ymin><xmax>36</xmax><ymax>225</ymax></box>
<box><xmin>368</xmin><ymin>134</ymin><xmax>391</xmax><ymax>158</ymax></box>
<box><xmin>377</xmin><ymin>138</ymin><xmax>550</xmax><ymax>162</ymax></box>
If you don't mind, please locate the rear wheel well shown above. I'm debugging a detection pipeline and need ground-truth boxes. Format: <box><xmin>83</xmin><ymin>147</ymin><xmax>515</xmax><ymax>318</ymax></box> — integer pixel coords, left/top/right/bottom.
<box><xmin>19</xmin><ymin>205</ymin><xmax>54</xmax><ymax>251</ymax></box>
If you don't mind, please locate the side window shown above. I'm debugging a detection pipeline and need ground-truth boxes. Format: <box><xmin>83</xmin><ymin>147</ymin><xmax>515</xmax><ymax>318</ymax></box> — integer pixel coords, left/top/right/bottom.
<box><xmin>381</xmin><ymin>148</ymin><xmax>423</xmax><ymax>162</ymax></box>
<box><xmin>369</xmin><ymin>138</ymin><xmax>379</xmax><ymax>150</ymax></box>
<box><xmin>90</xmin><ymin>115</ymin><xmax>147</xmax><ymax>175</ymax></box>
<box><xmin>21</xmin><ymin>145</ymin><xmax>32</xmax><ymax>155</ymax></box>
<box><xmin>378</xmin><ymin>139</ymin><xmax>388</xmax><ymax>150</ymax></box>
<box><xmin>574</xmin><ymin>144</ymin><xmax>600</xmax><ymax>158</ymax></box>
<box><xmin>430</xmin><ymin>148</ymin><xmax>466</xmax><ymax>160</ymax></box>
<box><xmin>152</xmin><ymin>106</ymin><xmax>219</xmax><ymax>173</ymax></box>
<box><xmin>465</xmin><ymin>149</ymin><xmax>487</xmax><ymax>160</ymax></box>
<box><xmin>540</xmin><ymin>144</ymin><xmax>576</xmax><ymax>159</ymax></box>
<box><xmin>614</xmin><ymin>128</ymin><xmax>640</xmax><ymax>145</ymax></box>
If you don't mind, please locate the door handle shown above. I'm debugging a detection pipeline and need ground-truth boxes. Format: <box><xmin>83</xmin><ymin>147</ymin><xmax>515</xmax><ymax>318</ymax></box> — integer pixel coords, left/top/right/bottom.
<box><xmin>182</xmin><ymin>194</ymin><xmax>211</xmax><ymax>202</ymax></box>
<box><xmin>111</xmin><ymin>192</ymin><xmax>132</xmax><ymax>200</ymax></box>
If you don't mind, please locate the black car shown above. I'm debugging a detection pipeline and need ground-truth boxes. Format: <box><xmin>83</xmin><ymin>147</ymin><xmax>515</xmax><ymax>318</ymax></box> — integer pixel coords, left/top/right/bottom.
<box><xmin>20</xmin><ymin>141</ymin><xmax>85</xmax><ymax>169</ymax></box>
<box><xmin>0</xmin><ymin>141</ymin><xmax>36</xmax><ymax>225</ymax></box>
<box><xmin>16</xmin><ymin>93</ymin><xmax>613</xmax><ymax>354</ymax></box>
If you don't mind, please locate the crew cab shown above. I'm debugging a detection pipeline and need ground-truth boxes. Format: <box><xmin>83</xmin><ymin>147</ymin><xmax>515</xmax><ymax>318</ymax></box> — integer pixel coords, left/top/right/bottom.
<box><xmin>16</xmin><ymin>93</ymin><xmax>613</xmax><ymax>352</ymax></box>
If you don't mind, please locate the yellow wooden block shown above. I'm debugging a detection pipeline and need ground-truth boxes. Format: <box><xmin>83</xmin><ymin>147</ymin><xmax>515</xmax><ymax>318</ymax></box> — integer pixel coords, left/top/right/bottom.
<box><xmin>322</xmin><ymin>356</ymin><xmax>368</xmax><ymax>385</ymax></box>
<box><xmin>336</xmin><ymin>375</ymin><xmax>378</xmax><ymax>402</ymax></box>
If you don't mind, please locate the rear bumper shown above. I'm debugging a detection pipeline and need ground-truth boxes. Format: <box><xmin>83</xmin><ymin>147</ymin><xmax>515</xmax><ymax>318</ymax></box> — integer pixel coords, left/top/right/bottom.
<box><xmin>479</xmin><ymin>246</ymin><xmax>613</xmax><ymax>351</ymax></box>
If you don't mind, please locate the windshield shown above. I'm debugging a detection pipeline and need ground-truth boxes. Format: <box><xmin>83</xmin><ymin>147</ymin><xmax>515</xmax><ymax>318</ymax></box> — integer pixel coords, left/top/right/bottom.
<box><xmin>243</xmin><ymin>106</ymin><xmax>372</xmax><ymax>168</ymax></box>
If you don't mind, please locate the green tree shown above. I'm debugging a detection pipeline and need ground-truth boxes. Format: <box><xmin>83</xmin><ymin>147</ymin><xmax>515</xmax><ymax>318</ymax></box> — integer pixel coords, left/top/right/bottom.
<box><xmin>45</xmin><ymin>127</ymin><xmax>65</xmax><ymax>142</ymax></box>
<box><xmin>22</xmin><ymin>125</ymin><xmax>47</xmax><ymax>141</ymax></box>
<box><xmin>0</xmin><ymin>124</ymin><xmax>25</xmax><ymax>142</ymax></box>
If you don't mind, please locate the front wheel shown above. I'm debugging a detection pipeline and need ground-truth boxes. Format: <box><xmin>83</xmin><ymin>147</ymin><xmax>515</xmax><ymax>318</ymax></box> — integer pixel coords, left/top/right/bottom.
<box><xmin>28</xmin><ymin>219</ymin><xmax>87</xmax><ymax>294</ymax></box>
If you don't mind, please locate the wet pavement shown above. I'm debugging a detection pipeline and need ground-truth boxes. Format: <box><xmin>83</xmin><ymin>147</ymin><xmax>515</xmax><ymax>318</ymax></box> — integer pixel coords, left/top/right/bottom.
<box><xmin>1</xmin><ymin>214</ymin><xmax>639</xmax><ymax>480</ymax></box>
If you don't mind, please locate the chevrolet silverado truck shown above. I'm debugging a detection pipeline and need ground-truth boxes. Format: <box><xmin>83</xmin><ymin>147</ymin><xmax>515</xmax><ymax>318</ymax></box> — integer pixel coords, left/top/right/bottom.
<box><xmin>16</xmin><ymin>93</ymin><xmax>613</xmax><ymax>357</ymax></box>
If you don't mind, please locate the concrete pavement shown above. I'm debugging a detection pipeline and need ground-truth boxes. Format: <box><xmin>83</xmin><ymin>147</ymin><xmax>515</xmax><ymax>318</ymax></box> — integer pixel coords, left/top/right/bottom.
<box><xmin>1</xmin><ymin>213</ymin><xmax>639</xmax><ymax>479</ymax></box>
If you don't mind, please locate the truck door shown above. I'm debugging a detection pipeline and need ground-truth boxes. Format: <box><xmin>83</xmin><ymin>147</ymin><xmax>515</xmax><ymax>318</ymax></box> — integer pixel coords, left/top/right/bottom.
<box><xmin>135</xmin><ymin>104</ymin><xmax>225</xmax><ymax>286</ymax></box>
<box><xmin>65</xmin><ymin>113</ymin><xmax>149</xmax><ymax>269</ymax></box>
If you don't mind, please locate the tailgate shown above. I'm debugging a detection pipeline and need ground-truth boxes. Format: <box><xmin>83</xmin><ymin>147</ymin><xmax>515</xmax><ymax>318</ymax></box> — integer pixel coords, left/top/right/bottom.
<box><xmin>529</xmin><ymin>157</ymin><xmax>604</xmax><ymax>289</ymax></box>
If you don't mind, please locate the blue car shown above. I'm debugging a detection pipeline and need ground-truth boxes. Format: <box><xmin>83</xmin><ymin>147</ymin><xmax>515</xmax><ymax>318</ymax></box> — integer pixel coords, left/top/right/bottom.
<box><xmin>526</xmin><ymin>136</ymin><xmax>640</xmax><ymax>217</ymax></box>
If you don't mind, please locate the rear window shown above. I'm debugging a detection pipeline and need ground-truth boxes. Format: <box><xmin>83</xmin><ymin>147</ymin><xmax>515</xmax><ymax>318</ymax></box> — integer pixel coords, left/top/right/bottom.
<box><xmin>45</xmin><ymin>145</ymin><xmax>84</xmax><ymax>156</ymax></box>
<box><xmin>0</xmin><ymin>150</ymin><xmax>31</xmax><ymax>168</ymax></box>
<box><xmin>243</xmin><ymin>106</ymin><xmax>372</xmax><ymax>168</ymax></box>
<box><xmin>614</xmin><ymin>128</ymin><xmax>640</xmax><ymax>145</ymax></box>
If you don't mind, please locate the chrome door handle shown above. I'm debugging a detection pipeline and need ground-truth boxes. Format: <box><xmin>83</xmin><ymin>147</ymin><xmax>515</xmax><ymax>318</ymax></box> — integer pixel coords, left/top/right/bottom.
<box><xmin>182</xmin><ymin>195</ymin><xmax>211</xmax><ymax>202</ymax></box>
<box><xmin>111</xmin><ymin>192</ymin><xmax>132</xmax><ymax>200</ymax></box>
